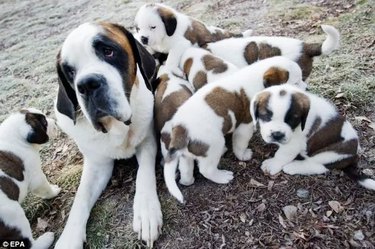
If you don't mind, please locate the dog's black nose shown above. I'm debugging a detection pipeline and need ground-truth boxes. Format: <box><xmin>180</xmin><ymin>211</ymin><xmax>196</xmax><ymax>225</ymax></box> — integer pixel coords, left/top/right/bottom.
<box><xmin>77</xmin><ymin>74</ymin><xmax>105</xmax><ymax>95</ymax></box>
<box><xmin>141</xmin><ymin>36</ymin><xmax>148</xmax><ymax>45</ymax></box>
<box><xmin>271</xmin><ymin>131</ymin><xmax>285</xmax><ymax>141</ymax></box>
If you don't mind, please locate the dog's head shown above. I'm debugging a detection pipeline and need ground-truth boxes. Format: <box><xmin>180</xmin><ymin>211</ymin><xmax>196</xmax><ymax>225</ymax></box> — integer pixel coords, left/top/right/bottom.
<box><xmin>2</xmin><ymin>108</ymin><xmax>56</xmax><ymax>145</ymax></box>
<box><xmin>134</xmin><ymin>3</ymin><xmax>177</xmax><ymax>50</ymax></box>
<box><xmin>251</xmin><ymin>85</ymin><xmax>310</xmax><ymax>145</ymax></box>
<box><xmin>56</xmin><ymin>22</ymin><xmax>156</xmax><ymax>133</ymax></box>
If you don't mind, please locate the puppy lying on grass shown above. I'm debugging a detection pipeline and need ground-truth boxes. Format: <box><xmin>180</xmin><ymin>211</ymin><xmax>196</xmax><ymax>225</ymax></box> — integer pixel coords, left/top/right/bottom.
<box><xmin>251</xmin><ymin>84</ymin><xmax>375</xmax><ymax>191</ymax></box>
<box><xmin>163</xmin><ymin>56</ymin><xmax>307</xmax><ymax>203</ymax></box>
<box><xmin>0</xmin><ymin>108</ymin><xmax>60</xmax><ymax>249</ymax></box>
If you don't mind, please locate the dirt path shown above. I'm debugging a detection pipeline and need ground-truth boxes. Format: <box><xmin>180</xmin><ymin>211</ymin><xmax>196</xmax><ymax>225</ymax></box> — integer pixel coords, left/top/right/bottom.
<box><xmin>0</xmin><ymin>0</ymin><xmax>374</xmax><ymax>248</ymax></box>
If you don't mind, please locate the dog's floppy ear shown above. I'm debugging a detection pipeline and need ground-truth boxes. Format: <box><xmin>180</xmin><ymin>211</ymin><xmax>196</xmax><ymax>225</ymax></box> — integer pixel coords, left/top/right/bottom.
<box><xmin>292</xmin><ymin>92</ymin><xmax>310</xmax><ymax>131</ymax></box>
<box><xmin>56</xmin><ymin>51</ymin><xmax>79</xmax><ymax>122</ymax></box>
<box><xmin>119</xmin><ymin>25</ymin><xmax>157</xmax><ymax>92</ymax></box>
<box><xmin>25</xmin><ymin>112</ymin><xmax>49</xmax><ymax>144</ymax></box>
<box><xmin>157</xmin><ymin>7</ymin><xmax>177</xmax><ymax>36</ymax></box>
<box><xmin>263</xmin><ymin>67</ymin><xmax>289</xmax><ymax>88</ymax></box>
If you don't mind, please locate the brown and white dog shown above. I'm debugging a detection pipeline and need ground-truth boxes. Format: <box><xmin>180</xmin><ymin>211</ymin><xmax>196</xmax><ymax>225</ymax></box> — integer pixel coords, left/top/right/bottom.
<box><xmin>54</xmin><ymin>22</ymin><xmax>162</xmax><ymax>248</ymax></box>
<box><xmin>250</xmin><ymin>84</ymin><xmax>375</xmax><ymax>190</ymax></box>
<box><xmin>206</xmin><ymin>25</ymin><xmax>340</xmax><ymax>80</ymax></box>
<box><xmin>134</xmin><ymin>3</ymin><xmax>251</xmax><ymax>75</ymax></box>
<box><xmin>163</xmin><ymin>56</ymin><xmax>307</xmax><ymax>203</ymax></box>
<box><xmin>0</xmin><ymin>108</ymin><xmax>60</xmax><ymax>249</ymax></box>
<box><xmin>179</xmin><ymin>47</ymin><xmax>239</xmax><ymax>91</ymax></box>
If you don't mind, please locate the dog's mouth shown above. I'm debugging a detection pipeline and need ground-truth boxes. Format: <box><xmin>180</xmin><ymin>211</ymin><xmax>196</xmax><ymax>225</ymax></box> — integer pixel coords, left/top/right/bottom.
<box><xmin>92</xmin><ymin>111</ymin><xmax>131</xmax><ymax>133</ymax></box>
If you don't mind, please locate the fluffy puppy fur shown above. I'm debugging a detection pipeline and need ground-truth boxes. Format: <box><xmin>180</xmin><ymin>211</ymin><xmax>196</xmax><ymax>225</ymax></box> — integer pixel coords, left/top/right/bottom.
<box><xmin>134</xmin><ymin>3</ymin><xmax>251</xmax><ymax>74</ymax></box>
<box><xmin>0</xmin><ymin>108</ymin><xmax>60</xmax><ymax>249</ymax></box>
<box><xmin>179</xmin><ymin>47</ymin><xmax>239</xmax><ymax>91</ymax></box>
<box><xmin>251</xmin><ymin>84</ymin><xmax>375</xmax><ymax>190</ymax></box>
<box><xmin>163</xmin><ymin>56</ymin><xmax>307</xmax><ymax>203</ymax></box>
<box><xmin>206</xmin><ymin>25</ymin><xmax>340</xmax><ymax>80</ymax></box>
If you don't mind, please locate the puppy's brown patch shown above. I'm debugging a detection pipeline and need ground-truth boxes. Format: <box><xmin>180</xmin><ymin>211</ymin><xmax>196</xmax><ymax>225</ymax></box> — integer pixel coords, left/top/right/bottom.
<box><xmin>244</xmin><ymin>42</ymin><xmax>259</xmax><ymax>64</ymax></box>
<box><xmin>263</xmin><ymin>67</ymin><xmax>289</xmax><ymax>87</ymax></box>
<box><xmin>192</xmin><ymin>71</ymin><xmax>208</xmax><ymax>90</ymax></box>
<box><xmin>297</xmin><ymin>43</ymin><xmax>321</xmax><ymax>80</ymax></box>
<box><xmin>188</xmin><ymin>140</ymin><xmax>209</xmax><ymax>157</ymax></box>
<box><xmin>24</xmin><ymin>112</ymin><xmax>49</xmax><ymax>144</ymax></box>
<box><xmin>0</xmin><ymin>176</ymin><xmax>19</xmax><ymax>201</ymax></box>
<box><xmin>154</xmin><ymin>77</ymin><xmax>192</xmax><ymax>132</ymax></box>
<box><xmin>170</xmin><ymin>125</ymin><xmax>189</xmax><ymax>151</ymax></box>
<box><xmin>100</xmin><ymin>22</ymin><xmax>137</xmax><ymax>90</ymax></box>
<box><xmin>202</xmin><ymin>54</ymin><xmax>228</xmax><ymax>74</ymax></box>
<box><xmin>285</xmin><ymin>92</ymin><xmax>310</xmax><ymax>130</ymax></box>
<box><xmin>307</xmin><ymin>115</ymin><xmax>349</xmax><ymax>156</ymax></box>
<box><xmin>184</xmin><ymin>20</ymin><xmax>238</xmax><ymax>47</ymax></box>
<box><xmin>323</xmin><ymin>139</ymin><xmax>358</xmax><ymax>170</ymax></box>
<box><xmin>157</xmin><ymin>6</ymin><xmax>177</xmax><ymax>36</ymax></box>
<box><xmin>0</xmin><ymin>220</ymin><xmax>31</xmax><ymax>245</ymax></box>
<box><xmin>0</xmin><ymin>151</ymin><xmax>24</xmax><ymax>181</ymax></box>
<box><xmin>161</xmin><ymin>132</ymin><xmax>171</xmax><ymax>149</ymax></box>
<box><xmin>306</xmin><ymin>116</ymin><xmax>322</xmax><ymax>138</ymax></box>
<box><xmin>183</xmin><ymin>57</ymin><xmax>193</xmax><ymax>78</ymax></box>
<box><xmin>254</xmin><ymin>91</ymin><xmax>272</xmax><ymax>120</ymax></box>
<box><xmin>205</xmin><ymin>87</ymin><xmax>252</xmax><ymax>134</ymax></box>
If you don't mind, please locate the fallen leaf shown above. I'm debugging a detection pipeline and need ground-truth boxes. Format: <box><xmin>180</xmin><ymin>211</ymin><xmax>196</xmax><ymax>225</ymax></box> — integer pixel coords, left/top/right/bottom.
<box><xmin>240</xmin><ymin>213</ymin><xmax>246</xmax><ymax>223</ymax></box>
<box><xmin>278</xmin><ymin>214</ymin><xmax>287</xmax><ymax>228</ymax></box>
<box><xmin>250</xmin><ymin>178</ymin><xmax>265</xmax><ymax>188</ymax></box>
<box><xmin>283</xmin><ymin>205</ymin><xmax>297</xmax><ymax>220</ymax></box>
<box><xmin>256</xmin><ymin>203</ymin><xmax>266</xmax><ymax>212</ymax></box>
<box><xmin>36</xmin><ymin>218</ymin><xmax>49</xmax><ymax>232</ymax></box>
<box><xmin>326</xmin><ymin>210</ymin><xmax>333</xmax><ymax>217</ymax></box>
<box><xmin>267</xmin><ymin>180</ymin><xmax>274</xmax><ymax>191</ymax></box>
<box><xmin>329</xmin><ymin>201</ymin><xmax>344</xmax><ymax>213</ymax></box>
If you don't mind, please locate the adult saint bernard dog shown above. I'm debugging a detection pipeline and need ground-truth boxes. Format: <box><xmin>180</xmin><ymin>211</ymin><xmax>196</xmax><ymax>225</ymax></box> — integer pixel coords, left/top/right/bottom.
<box><xmin>54</xmin><ymin>22</ymin><xmax>162</xmax><ymax>248</ymax></box>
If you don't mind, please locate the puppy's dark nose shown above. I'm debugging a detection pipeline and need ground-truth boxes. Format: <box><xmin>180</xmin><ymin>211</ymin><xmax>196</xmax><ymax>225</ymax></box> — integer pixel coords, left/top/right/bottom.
<box><xmin>77</xmin><ymin>74</ymin><xmax>105</xmax><ymax>95</ymax></box>
<box><xmin>271</xmin><ymin>131</ymin><xmax>285</xmax><ymax>141</ymax></box>
<box><xmin>141</xmin><ymin>36</ymin><xmax>148</xmax><ymax>45</ymax></box>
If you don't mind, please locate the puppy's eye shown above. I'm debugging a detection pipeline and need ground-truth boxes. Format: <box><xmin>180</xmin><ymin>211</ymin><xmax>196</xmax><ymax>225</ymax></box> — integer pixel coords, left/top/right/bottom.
<box><xmin>136</xmin><ymin>27</ymin><xmax>140</xmax><ymax>32</ymax></box>
<box><xmin>103</xmin><ymin>47</ymin><xmax>114</xmax><ymax>58</ymax></box>
<box><xmin>150</xmin><ymin>26</ymin><xmax>156</xmax><ymax>30</ymax></box>
<box><xmin>65</xmin><ymin>66</ymin><xmax>76</xmax><ymax>79</ymax></box>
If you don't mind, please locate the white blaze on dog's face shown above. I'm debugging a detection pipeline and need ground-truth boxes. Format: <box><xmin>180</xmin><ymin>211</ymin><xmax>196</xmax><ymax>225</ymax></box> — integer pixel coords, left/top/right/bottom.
<box><xmin>134</xmin><ymin>3</ymin><xmax>177</xmax><ymax>50</ymax></box>
<box><xmin>57</xmin><ymin>22</ymin><xmax>139</xmax><ymax>132</ymax></box>
<box><xmin>251</xmin><ymin>85</ymin><xmax>310</xmax><ymax>145</ymax></box>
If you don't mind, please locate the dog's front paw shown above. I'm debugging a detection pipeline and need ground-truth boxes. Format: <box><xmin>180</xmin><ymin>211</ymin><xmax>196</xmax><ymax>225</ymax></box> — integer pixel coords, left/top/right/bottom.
<box><xmin>33</xmin><ymin>232</ymin><xmax>54</xmax><ymax>249</ymax></box>
<box><xmin>283</xmin><ymin>162</ymin><xmax>300</xmax><ymax>175</ymax></box>
<box><xmin>42</xmin><ymin>184</ymin><xmax>61</xmax><ymax>199</ymax></box>
<box><xmin>133</xmin><ymin>192</ymin><xmax>163</xmax><ymax>247</ymax></box>
<box><xmin>261</xmin><ymin>158</ymin><xmax>283</xmax><ymax>175</ymax></box>
<box><xmin>55</xmin><ymin>229</ymin><xmax>85</xmax><ymax>249</ymax></box>
<box><xmin>234</xmin><ymin>148</ymin><xmax>253</xmax><ymax>161</ymax></box>
<box><xmin>179</xmin><ymin>176</ymin><xmax>195</xmax><ymax>186</ymax></box>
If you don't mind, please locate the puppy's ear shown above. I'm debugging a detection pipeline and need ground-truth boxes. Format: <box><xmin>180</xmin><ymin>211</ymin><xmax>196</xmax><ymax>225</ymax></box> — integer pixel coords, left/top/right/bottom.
<box><xmin>56</xmin><ymin>51</ymin><xmax>78</xmax><ymax>122</ymax></box>
<box><xmin>25</xmin><ymin>113</ymin><xmax>49</xmax><ymax>144</ymax></box>
<box><xmin>157</xmin><ymin>7</ymin><xmax>177</xmax><ymax>36</ymax></box>
<box><xmin>263</xmin><ymin>67</ymin><xmax>289</xmax><ymax>88</ymax></box>
<box><xmin>293</xmin><ymin>92</ymin><xmax>310</xmax><ymax>131</ymax></box>
<box><xmin>119</xmin><ymin>25</ymin><xmax>157</xmax><ymax>92</ymax></box>
<box><xmin>250</xmin><ymin>95</ymin><xmax>260</xmax><ymax>129</ymax></box>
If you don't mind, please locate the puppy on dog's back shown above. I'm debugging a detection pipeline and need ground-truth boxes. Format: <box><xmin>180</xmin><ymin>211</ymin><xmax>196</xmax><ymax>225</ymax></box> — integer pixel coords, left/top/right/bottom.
<box><xmin>0</xmin><ymin>109</ymin><xmax>60</xmax><ymax>249</ymax></box>
<box><xmin>163</xmin><ymin>56</ymin><xmax>307</xmax><ymax>203</ymax></box>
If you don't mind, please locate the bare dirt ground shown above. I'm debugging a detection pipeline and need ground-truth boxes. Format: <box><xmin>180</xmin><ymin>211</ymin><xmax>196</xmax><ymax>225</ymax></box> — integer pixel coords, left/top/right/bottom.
<box><xmin>0</xmin><ymin>0</ymin><xmax>374</xmax><ymax>248</ymax></box>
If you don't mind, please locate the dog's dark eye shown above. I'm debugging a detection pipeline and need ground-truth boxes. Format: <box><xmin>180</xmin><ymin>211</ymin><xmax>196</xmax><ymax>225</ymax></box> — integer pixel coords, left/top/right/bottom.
<box><xmin>259</xmin><ymin>109</ymin><xmax>273</xmax><ymax>122</ymax></box>
<box><xmin>65</xmin><ymin>66</ymin><xmax>76</xmax><ymax>80</ymax></box>
<box><xmin>103</xmin><ymin>47</ymin><xmax>114</xmax><ymax>58</ymax></box>
<box><xmin>150</xmin><ymin>26</ymin><xmax>156</xmax><ymax>30</ymax></box>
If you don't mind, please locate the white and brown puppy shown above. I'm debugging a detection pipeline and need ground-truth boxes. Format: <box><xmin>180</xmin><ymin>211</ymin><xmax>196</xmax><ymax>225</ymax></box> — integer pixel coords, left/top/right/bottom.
<box><xmin>251</xmin><ymin>84</ymin><xmax>375</xmax><ymax>190</ymax></box>
<box><xmin>180</xmin><ymin>47</ymin><xmax>239</xmax><ymax>91</ymax></box>
<box><xmin>163</xmin><ymin>56</ymin><xmax>307</xmax><ymax>203</ymax></box>
<box><xmin>0</xmin><ymin>108</ymin><xmax>60</xmax><ymax>249</ymax></box>
<box><xmin>134</xmin><ymin>3</ymin><xmax>251</xmax><ymax>74</ymax></box>
<box><xmin>54</xmin><ymin>22</ymin><xmax>162</xmax><ymax>248</ymax></box>
<box><xmin>206</xmin><ymin>25</ymin><xmax>340</xmax><ymax>80</ymax></box>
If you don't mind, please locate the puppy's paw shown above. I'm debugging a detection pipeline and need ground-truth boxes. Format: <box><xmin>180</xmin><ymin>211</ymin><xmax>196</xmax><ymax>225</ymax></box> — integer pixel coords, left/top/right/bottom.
<box><xmin>179</xmin><ymin>176</ymin><xmax>195</xmax><ymax>186</ymax></box>
<box><xmin>234</xmin><ymin>148</ymin><xmax>253</xmax><ymax>161</ymax></box>
<box><xmin>33</xmin><ymin>231</ymin><xmax>55</xmax><ymax>249</ymax></box>
<box><xmin>133</xmin><ymin>192</ymin><xmax>163</xmax><ymax>247</ymax></box>
<box><xmin>261</xmin><ymin>159</ymin><xmax>283</xmax><ymax>175</ymax></box>
<box><xmin>42</xmin><ymin>184</ymin><xmax>61</xmax><ymax>199</ymax></box>
<box><xmin>208</xmin><ymin>170</ymin><xmax>234</xmax><ymax>184</ymax></box>
<box><xmin>283</xmin><ymin>162</ymin><xmax>300</xmax><ymax>175</ymax></box>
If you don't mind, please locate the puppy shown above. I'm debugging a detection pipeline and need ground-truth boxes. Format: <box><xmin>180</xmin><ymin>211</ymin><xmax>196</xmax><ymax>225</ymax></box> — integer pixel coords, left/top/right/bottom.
<box><xmin>180</xmin><ymin>47</ymin><xmax>239</xmax><ymax>91</ymax></box>
<box><xmin>163</xmin><ymin>56</ymin><xmax>307</xmax><ymax>203</ymax></box>
<box><xmin>250</xmin><ymin>84</ymin><xmax>375</xmax><ymax>190</ymax></box>
<box><xmin>0</xmin><ymin>108</ymin><xmax>60</xmax><ymax>249</ymax></box>
<box><xmin>206</xmin><ymin>25</ymin><xmax>340</xmax><ymax>80</ymax></box>
<box><xmin>134</xmin><ymin>3</ymin><xmax>251</xmax><ymax>75</ymax></box>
